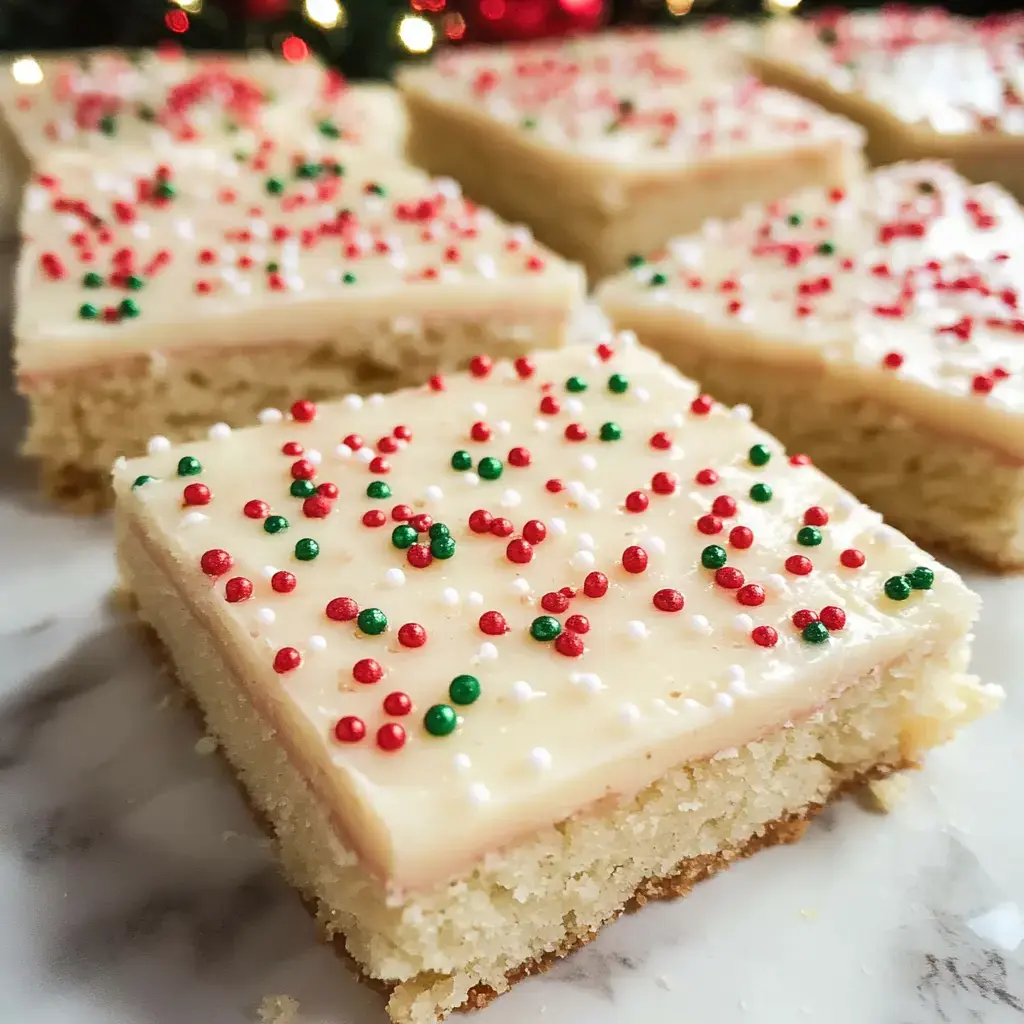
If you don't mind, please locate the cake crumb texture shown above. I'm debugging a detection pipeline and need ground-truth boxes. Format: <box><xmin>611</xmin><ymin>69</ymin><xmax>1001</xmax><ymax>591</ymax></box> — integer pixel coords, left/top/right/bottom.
<box><xmin>256</xmin><ymin>995</ymin><xmax>300</xmax><ymax>1024</ymax></box>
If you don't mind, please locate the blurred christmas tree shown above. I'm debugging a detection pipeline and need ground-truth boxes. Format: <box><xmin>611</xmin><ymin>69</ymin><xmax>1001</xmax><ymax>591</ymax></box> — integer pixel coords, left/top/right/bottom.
<box><xmin>0</xmin><ymin>0</ymin><xmax>1015</xmax><ymax>79</ymax></box>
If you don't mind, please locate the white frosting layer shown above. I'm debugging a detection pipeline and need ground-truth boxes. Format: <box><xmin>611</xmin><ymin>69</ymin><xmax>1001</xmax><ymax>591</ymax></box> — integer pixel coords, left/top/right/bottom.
<box><xmin>113</xmin><ymin>339</ymin><xmax>977</xmax><ymax>889</ymax></box>
<box><xmin>15</xmin><ymin>146</ymin><xmax>583</xmax><ymax>373</ymax></box>
<box><xmin>597</xmin><ymin>162</ymin><xmax>1024</xmax><ymax>456</ymax></box>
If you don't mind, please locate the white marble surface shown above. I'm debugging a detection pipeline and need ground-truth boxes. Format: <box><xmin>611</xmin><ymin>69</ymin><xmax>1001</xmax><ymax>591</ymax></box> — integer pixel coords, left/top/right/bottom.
<box><xmin>1</xmin><ymin>267</ymin><xmax>1023</xmax><ymax>1024</ymax></box>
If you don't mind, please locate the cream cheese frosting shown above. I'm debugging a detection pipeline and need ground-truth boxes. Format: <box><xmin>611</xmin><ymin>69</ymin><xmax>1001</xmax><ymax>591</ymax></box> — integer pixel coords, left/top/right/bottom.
<box><xmin>15</xmin><ymin>146</ymin><xmax>583</xmax><ymax>374</ymax></box>
<box><xmin>398</xmin><ymin>37</ymin><xmax>862</xmax><ymax>170</ymax></box>
<box><xmin>596</xmin><ymin>162</ymin><xmax>1024</xmax><ymax>458</ymax></box>
<box><xmin>755</xmin><ymin>9</ymin><xmax>1024</xmax><ymax>137</ymax></box>
<box><xmin>113</xmin><ymin>337</ymin><xmax>978</xmax><ymax>890</ymax></box>
<box><xmin>0</xmin><ymin>48</ymin><xmax>403</xmax><ymax>163</ymax></box>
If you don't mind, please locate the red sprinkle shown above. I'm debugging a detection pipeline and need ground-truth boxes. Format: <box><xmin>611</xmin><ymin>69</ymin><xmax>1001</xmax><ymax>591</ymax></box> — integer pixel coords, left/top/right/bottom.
<box><xmin>200</xmin><ymin>549</ymin><xmax>232</xmax><ymax>576</ymax></box>
<box><xmin>653</xmin><ymin>588</ymin><xmax>684</xmax><ymax>612</ymax></box>
<box><xmin>695</xmin><ymin>468</ymin><xmax>719</xmax><ymax>486</ymax></box>
<box><xmin>803</xmin><ymin>506</ymin><xmax>829</xmax><ymax>526</ymax></box>
<box><xmin>715</xmin><ymin>566</ymin><xmax>745</xmax><ymax>589</ymax></box>
<box><xmin>712</xmin><ymin>495</ymin><xmax>737</xmax><ymax>517</ymax></box>
<box><xmin>468</xmin><ymin>509</ymin><xmax>493</xmax><ymax>534</ymax></box>
<box><xmin>751</xmin><ymin>625</ymin><xmax>778</xmax><ymax>648</ymax></box>
<box><xmin>407</xmin><ymin>544</ymin><xmax>433</xmax><ymax>569</ymax></box>
<box><xmin>697</xmin><ymin>514</ymin><xmax>722</xmax><ymax>535</ymax></box>
<box><xmin>398</xmin><ymin>623</ymin><xmax>427</xmax><ymax>648</ymax></box>
<box><xmin>290</xmin><ymin>399</ymin><xmax>316</xmax><ymax>422</ymax></box>
<box><xmin>479</xmin><ymin>610</ymin><xmax>509</xmax><ymax>635</ymax></box>
<box><xmin>271</xmin><ymin>571</ymin><xmax>296</xmax><ymax>594</ymax></box>
<box><xmin>273</xmin><ymin>647</ymin><xmax>302</xmax><ymax>673</ymax></box>
<box><xmin>622</xmin><ymin>546</ymin><xmax>648</xmax><ymax>574</ymax></box>
<box><xmin>736</xmin><ymin>583</ymin><xmax>765</xmax><ymax>606</ymax></box>
<box><xmin>362</xmin><ymin>510</ymin><xmax>386</xmax><ymax>528</ymax></box>
<box><xmin>729</xmin><ymin>526</ymin><xmax>754</xmax><ymax>549</ymax></box>
<box><xmin>353</xmin><ymin>658</ymin><xmax>383</xmax><ymax>684</ymax></box>
<box><xmin>376</xmin><ymin>723</ymin><xmax>407</xmax><ymax>751</ymax></box>
<box><xmin>840</xmin><ymin>548</ymin><xmax>865</xmax><ymax>569</ymax></box>
<box><xmin>555</xmin><ymin>631</ymin><xmax>585</xmax><ymax>657</ymax></box>
<box><xmin>820</xmin><ymin>606</ymin><xmax>846</xmax><ymax>631</ymax></box>
<box><xmin>565</xmin><ymin>614</ymin><xmax>590</xmax><ymax>634</ymax></box>
<box><xmin>584</xmin><ymin>571</ymin><xmax>609</xmax><ymax>598</ymax></box>
<box><xmin>651</xmin><ymin>471</ymin><xmax>678</xmax><ymax>496</ymax></box>
<box><xmin>383</xmin><ymin>691</ymin><xmax>412</xmax><ymax>716</ymax></box>
<box><xmin>542</xmin><ymin>591</ymin><xmax>570</xmax><ymax>613</ymax></box>
<box><xmin>326</xmin><ymin>597</ymin><xmax>358</xmax><ymax>621</ymax></box>
<box><xmin>792</xmin><ymin>609</ymin><xmax>818</xmax><ymax>629</ymax></box>
<box><xmin>490</xmin><ymin>517</ymin><xmax>514</xmax><ymax>538</ymax></box>
<box><xmin>224</xmin><ymin>577</ymin><xmax>253</xmax><ymax>603</ymax></box>
<box><xmin>508</xmin><ymin>446</ymin><xmax>532</xmax><ymax>467</ymax></box>
<box><xmin>303</xmin><ymin>496</ymin><xmax>332</xmax><ymax>519</ymax></box>
<box><xmin>183</xmin><ymin>482</ymin><xmax>211</xmax><ymax>506</ymax></box>
<box><xmin>625</xmin><ymin>490</ymin><xmax>649</xmax><ymax>513</ymax></box>
<box><xmin>506</xmin><ymin>538</ymin><xmax>533</xmax><ymax>564</ymax></box>
<box><xmin>243</xmin><ymin>499</ymin><xmax>270</xmax><ymax>519</ymax></box>
<box><xmin>522</xmin><ymin>520</ymin><xmax>547</xmax><ymax>544</ymax></box>
<box><xmin>690</xmin><ymin>394</ymin><xmax>713</xmax><ymax>415</ymax></box>
<box><xmin>469</xmin><ymin>354</ymin><xmax>492</xmax><ymax>378</ymax></box>
<box><xmin>785</xmin><ymin>555</ymin><xmax>813</xmax><ymax>576</ymax></box>
<box><xmin>334</xmin><ymin>716</ymin><xmax>366</xmax><ymax>743</ymax></box>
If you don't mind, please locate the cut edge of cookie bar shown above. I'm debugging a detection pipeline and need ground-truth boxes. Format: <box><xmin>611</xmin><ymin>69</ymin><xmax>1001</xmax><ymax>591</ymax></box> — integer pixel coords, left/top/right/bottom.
<box><xmin>119</xmin><ymin>516</ymin><xmax>994</xmax><ymax>1024</ymax></box>
<box><xmin>19</xmin><ymin>312</ymin><xmax>573</xmax><ymax>512</ymax></box>
<box><xmin>745</xmin><ymin>50</ymin><xmax>1024</xmax><ymax>201</ymax></box>
<box><xmin>597</xmin><ymin>309</ymin><xmax>1024</xmax><ymax>571</ymax></box>
<box><xmin>398</xmin><ymin>72</ymin><xmax>866</xmax><ymax>282</ymax></box>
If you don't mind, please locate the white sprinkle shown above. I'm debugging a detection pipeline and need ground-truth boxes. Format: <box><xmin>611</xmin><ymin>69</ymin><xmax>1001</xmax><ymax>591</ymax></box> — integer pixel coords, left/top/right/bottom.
<box><xmin>734</xmin><ymin>613</ymin><xmax>754</xmax><ymax>633</ymax></box>
<box><xmin>307</xmin><ymin>635</ymin><xmax>327</xmax><ymax>652</ymax></box>
<box><xmin>469</xmin><ymin>782</ymin><xmax>491</xmax><ymax>805</ymax></box>
<box><xmin>764</xmin><ymin>574</ymin><xmax>788</xmax><ymax>595</ymax></box>
<box><xmin>648</xmin><ymin>536</ymin><xmax>666</xmax><ymax>555</ymax></box>
<box><xmin>836</xmin><ymin>494</ymin><xmax>859</xmax><ymax>515</ymax></box>
<box><xmin>576</xmin><ymin>672</ymin><xmax>603</xmax><ymax>694</ymax></box>
<box><xmin>306</xmin><ymin>449</ymin><xmax>322</xmax><ymax>465</ymax></box>
<box><xmin>368</xmin><ymin>394</ymin><xmax>385</xmax><ymax>406</ymax></box>
<box><xmin>683</xmin><ymin>697</ymin><xmax>703</xmax><ymax>710</ymax></box>
<box><xmin>729</xmin><ymin>677</ymin><xmax>751</xmax><ymax>696</ymax></box>
<box><xmin>690</xmin><ymin>614</ymin><xmax>713</xmax><ymax>636</ymax></box>
<box><xmin>670</xmin><ymin>411</ymin><xmax>685</xmax><ymax>427</ymax></box>
<box><xmin>619</xmin><ymin>702</ymin><xmax>642</xmax><ymax>725</ymax></box>
<box><xmin>577</xmin><ymin>532</ymin><xmax>595</xmax><ymax>549</ymax></box>
<box><xmin>257</xmin><ymin>608</ymin><xmax>276</xmax><ymax>625</ymax></box>
<box><xmin>467</xmin><ymin>591</ymin><xmax>484</xmax><ymax>607</ymax></box>
<box><xmin>261</xmin><ymin>565</ymin><xmax>277</xmax><ymax>579</ymax></box>
<box><xmin>627</xmin><ymin>620</ymin><xmax>649</xmax><ymax>640</ymax></box>
<box><xmin>570</xmin><ymin>550</ymin><xmax>596</xmax><ymax>571</ymax></box>
<box><xmin>208</xmin><ymin>422</ymin><xmax>231</xmax><ymax>440</ymax></box>
<box><xmin>496</xmin><ymin>420</ymin><xmax>512</xmax><ymax>435</ymax></box>
<box><xmin>533</xmin><ymin>419</ymin><xmax>549</xmax><ymax>433</ymax></box>
<box><xmin>174</xmin><ymin>219</ymin><xmax>195</xmax><ymax>239</ymax></box>
<box><xmin>453</xmin><ymin>753</ymin><xmax>472</xmax><ymax>771</ymax></box>
<box><xmin>617</xmin><ymin>329</ymin><xmax>638</xmax><ymax>347</ymax></box>
<box><xmin>715</xmin><ymin>692</ymin><xmax>735</xmax><ymax>710</ymax></box>
<box><xmin>530</xmin><ymin>747</ymin><xmax>553</xmax><ymax>771</ymax></box>
<box><xmin>550</xmin><ymin>518</ymin><xmax>567</xmax><ymax>536</ymax></box>
<box><xmin>181</xmin><ymin>512</ymin><xmax>207</xmax><ymax>527</ymax></box>
<box><xmin>112</xmin><ymin>456</ymin><xmax>127</xmax><ymax>471</ymax></box>
<box><xmin>462</xmin><ymin>471</ymin><xmax>480</xmax><ymax>486</ymax></box>
<box><xmin>581</xmin><ymin>492</ymin><xmax>601</xmax><ymax>511</ymax></box>
<box><xmin>510</xmin><ymin>578</ymin><xmax>531</xmax><ymax>596</ymax></box>
<box><xmin>727</xmin><ymin>664</ymin><xmax>745</xmax><ymax>683</ymax></box>
<box><xmin>258</xmin><ymin>408</ymin><xmax>283</xmax><ymax>424</ymax></box>
<box><xmin>355</xmin><ymin>447</ymin><xmax>375</xmax><ymax>464</ymax></box>
<box><xmin>633</xmin><ymin>386</ymin><xmax>651</xmax><ymax>403</ymax></box>
<box><xmin>565</xmin><ymin>398</ymin><xmax>585</xmax><ymax>416</ymax></box>
<box><xmin>424</xmin><ymin>485</ymin><xmax>444</xmax><ymax>503</ymax></box>
<box><xmin>335</xmin><ymin>443</ymin><xmax>353</xmax><ymax>459</ymax></box>
<box><xmin>500</xmin><ymin>489</ymin><xmax>521</xmax><ymax>508</ymax></box>
<box><xmin>475</xmin><ymin>642</ymin><xmax>498</xmax><ymax>661</ymax></box>
<box><xmin>471</xmin><ymin>402</ymin><xmax>488</xmax><ymax>416</ymax></box>
<box><xmin>475</xmin><ymin>254</ymin><xmax>497</xmax><ymax>279</ymax></box>
<box><xmin>147</xmin><ymin>435</ymin><xmax>171</xmax><ymax>454</ymax></box>
<box><xmin>436</xmin><ymin>177</ymin><xmax>461</xmax><ymax>198</ymax></box>
<box><xmin>343</xmin><ymin>394</ymin><xmax>364</xmax><ymax>410</ymax></box>
<box><xmin>511</xmin><ymin>680</ymin><xmax>534</xmax><ymax>702</ymax></box>
<box><xmin>873</xmin><ymin>525</ymin><xmax>896</xmax><ymax>546</ymax></box>
<box><xmin>580</xmin><ymin>454</ymin><xmax>598</xmax><ymax>472</ymax></box>
<box><xmin>385</xmin><ymin>568</ymin><xmax>406</xmax><ymax>587</ymax></box>
<box><xmin>441</xmin><ymin>587</ymin><xmax>460</xmax><ymax>606</ymax></box>
<box><xmin>731</xmin><ymin>404</ymin><xmax>753</xmax><ymax>421</ymax></box>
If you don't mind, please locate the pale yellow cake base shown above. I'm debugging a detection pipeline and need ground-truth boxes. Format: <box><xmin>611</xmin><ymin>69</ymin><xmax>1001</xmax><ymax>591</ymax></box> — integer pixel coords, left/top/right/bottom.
<box><xmin>20</xmin><ymin>313</ymin><xmax>568</xmax><ymax>511</ymax></box>
<box><xmin>119</xmin><ymin>501</ymin><xmax>997</xmax><ymax>1024</ymax></box>
<box><xmin>747</xmin><ymin>56</ymin><xmax>1024</xmax><ymax>201</ymax></box>
<box><xmin>401</xmin><ymin>87</ymin><xmax>865</xmax><ymax>282</ymax></box>
<box><xmin>602</xmin><ymin>322</ymin><xmax>1024</xmax><ymax>571</ymax></box>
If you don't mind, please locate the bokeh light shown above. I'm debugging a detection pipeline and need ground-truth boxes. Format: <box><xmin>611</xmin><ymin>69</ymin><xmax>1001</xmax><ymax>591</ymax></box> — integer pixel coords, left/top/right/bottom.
<box><xmin>304</xmin><ymin>0</ymin><xmax>344</xmax><ymax>29</ymax></box>
<box><xmin>11</xmin><ymin>57</ymin><xmax>43</xmax><ymax>85</ymax></box>
<box><xmin>281</xmin><ymin>35</ymin><xmax>311</xmax><ymax>62</ymax></box>
<box><xmin>165</xmin><ymin>9</ymin><xmax>190</xmax><ymax>33</ymax></box>
<box><xmin>397</xmin><ymin>14</ymin><xmax>435</xmax><ymax>53</ymax></box>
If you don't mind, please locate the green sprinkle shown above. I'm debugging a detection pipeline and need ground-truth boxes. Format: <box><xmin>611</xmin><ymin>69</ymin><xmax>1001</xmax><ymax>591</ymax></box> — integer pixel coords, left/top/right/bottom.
<box><xmin>154</xmin><ymin>180</ymin><xmax>176</xmax><ymax>201</ymax></box>
<box><xmin>138</xmin><ymin>104</ymin><xmax>156</xmax><ymax>122</ymax></box>
<box><xmin>565</xmin><ymin>375</ymin><xmax>588</xmax><ymax>393</ymax></box>
<box><xmin>78</xmin><ymin>303</ymin><xmax>98</xmax><ymax>320</ymax></box>
<box><xmin>131</xmin><ymin>474</ymin><xmax>155</xmax><ymax>489</ymax></box>
<box><xmin>265</xmin><ymin>177</ymin><xmax>285</xmax><ymax>195</ymax></box>
<box><xmin>177</xmin><ymin>456</ymin><xmax>202</xmax><ymax>477</ymax></box>
<box><xmin>326</xmin><ymin>161</ymin><xmax>344</xmax><ymax>177</ymax></box>
<box><xmin>749</xmin><ymin>483</ymin><xmax>773</xmax><ymax>503</ymax></box>
<box><xmin>266</xmin><ymin>261</ymin><xmax>279</xmax><ymax>273</ymax></box>
<box><xmin>82</xmin><ymin>272</ymin><xmax>103</xmax><ymax>288</ymax></box>
<box><xmin>649</xmin><ymin>272</ymin><xmax>667</xmax><ymax>287</ymax></box>
<box><xmin>126</xmin><ymin>274</ymin><xmax>144</xmax><ymax>290</ymax></box>
<box><xmin>428</xmin><ymin>523</ymin><xmax>450</xmax><ymax>541</ymax></box>
<box><xmin>295</xmin><ymin>161</ymin><xmax>319</xmax><ymax>179</ymax></box>
<box><xmin>450</xmin><ymin>450</ymin><xmax>473</xmax><ymax>471</ymax></box>
<box><xmin>817</xmin><ymin>241</ymin><xmax>835</xmax><ymax>256</ymax></box>
<box><xmin>448</xmin><ymin>674</ymin><xmax>480</xmax><ymax>706</ymax></box>
<box><xmin>907</xmin><ymin>566</ymin><xmax>934</xmax><ymax>590</ymax></box>
<box><xmin>599</xmin><ymin>422</ymin><xmax>622</xmax><ymax>442</ymax></box>
<box><xmin>430</xmin><ymin>535</ymin><xmax>456</xmax><ymax>560</ymax></box>
<box><xmin>802</xmin><ymin>621</ymin><xmax>830</xmax><ymax>644</ymax></box>
<box><xmin>478</xmin><ymin>457</ymin><xmax>503</xmax><ymax>481</ymax></box>
<box><xmin>607</xmin><ymin>373</ymin><xmax>629</xmax><ymax>394</ymax></box>
<box><xmin>367</xmin><ymin>183</ymin><xmax>386</xmax><ymax>197</ymax></box>
<box><xmin>626</xmin><ymin>253</ymin><xmax>645</xmax><ymax>268</ymax></box>
<box><xmin>797</xmin><ymin>526</ymin><xmax>822</xmax><ymax>547</ymax></box>
<box><xmin>290</xmin><ymin>479</ymin><xmax>316</xmax><ymax>499</ymax></box>
<box><xmin>701</xmin><ymin>544</ymin><xmax>728</xmax><ymax>569</ymax></box>
<box><xmin>318</xmin><ymin>120</ymin><xmax>340</xmax><ymax>138</ymax></box>
<box><xmin>787</xmin><ymin>213</ymin><xmax>802</xmax><ymax>226</ymax></box>
<box><xmin>521</xmin><ymin>116</ymin><xmax>537</xmax><ymax>129</ymax></box>
<box><xmin>884</xmin><ymin>575</ymin><xmax>913</xmax><ymax>602</ymax></box>
<box><xmin>357</xmin><ymin>607</ymin><xmax>388</xmax><ymax>635</ymax></box>
<box><xmin>529</xmin><ymin>615</ymin><xmax>562</xmax><ymax>642</ymax></box>
<box><xmin>391</xmin><ymin>524</ymin><xmax>418</xmax><ymax>550</ymax></box>
<box><xmin>294</xmin><ymin>538</ymin><xmax>320</xmax><ymax>561</ymax></box>
<box><xmin>98</xmin><ymin>114</ymin><xmax>117</xmax><ymax>135</ymax></box>
<box><xmin>748</xmin><ymin>444</ymin><xmax>771</xmax><ymax>467</ymax></box>
<box><xmin>424</xmin><ymin>703</ymin><xmax>457</xmax><ymax>737</ymax></box>
<box><xmin>341</xmin><ymin>272</ymin><xmax>357</xmax><ymax>284</ymax></box>
<box><xmin>118</xmin><ymin>298</ymin><xmax>140</xmax><ymax>318</ymax></box>
<box><xmin>366</xmin><ymin>481</ymin><xmax>392</xmax><ymax>499</ymax></box>
<box><xmin>264</xmin><ymin>515</ymin><xmax>289</xmax><ymax>535</ymax></box>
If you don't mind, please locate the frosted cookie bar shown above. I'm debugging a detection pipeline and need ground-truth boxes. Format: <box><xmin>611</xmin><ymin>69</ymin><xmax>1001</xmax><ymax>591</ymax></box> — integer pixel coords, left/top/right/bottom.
<box><xmin>397</xmin><ymin>35</ymin><xmax>865</xmax><ymax>280</ymax></box>
<box><xmin>0</xmin><ymin>48</ymin><xmax>406</xmax><ymax>236</ymax></box>
<box><xmin>597</xmin><ymin>162</ymin><xmax>1024</xmax><ymax>568</ymax></box>
<box><xmin>748</xmin><ymin>8</ymin><xmax>1024</xmax><ymax>198</ymax></box>
<box><xmin>115</xmin><ymin>336</ymin><xmax>997</xmax><ymax>1024</ymax></box>
<box><xmin>16</xmin><ymin>148</ymin><xmax>583</xmax><ymax>509</ymax></box>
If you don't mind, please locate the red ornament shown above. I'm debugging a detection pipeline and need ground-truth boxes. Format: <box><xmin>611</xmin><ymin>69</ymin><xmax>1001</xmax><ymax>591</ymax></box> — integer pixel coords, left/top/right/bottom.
<box><xmin>245</xmin><ymin>0</ymin><xmax>290</xmax><ymax>17</ymax></box>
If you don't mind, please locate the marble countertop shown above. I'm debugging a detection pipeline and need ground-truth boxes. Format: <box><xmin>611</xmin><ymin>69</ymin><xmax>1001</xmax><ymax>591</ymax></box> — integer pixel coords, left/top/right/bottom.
<box><xmin>1</xmin><ymin>272</ymin><xmax>1022</xmax><ymax>1024</ymax></box>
